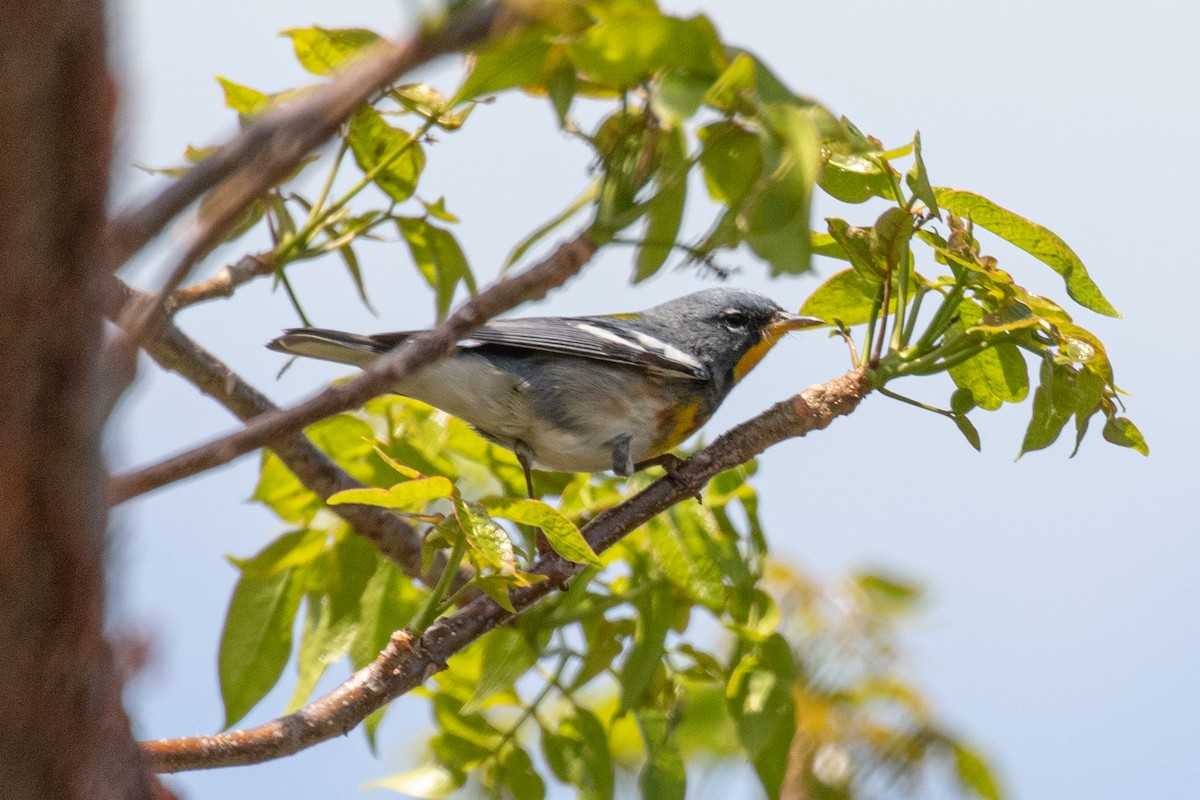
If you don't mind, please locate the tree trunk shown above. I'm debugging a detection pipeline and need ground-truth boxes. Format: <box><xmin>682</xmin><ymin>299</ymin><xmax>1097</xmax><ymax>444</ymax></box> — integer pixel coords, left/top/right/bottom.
<box><xmin>0</xmin><ymin>3</ymin><xmax>152</xmax><ymax>797</ymax></box>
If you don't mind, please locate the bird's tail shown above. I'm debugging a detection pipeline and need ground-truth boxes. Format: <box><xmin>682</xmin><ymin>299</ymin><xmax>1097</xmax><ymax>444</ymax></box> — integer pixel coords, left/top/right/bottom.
<box><xmin>266</xmin><ymin>328</ymin><xmax>394</xmax><ymax>368</ymax></box>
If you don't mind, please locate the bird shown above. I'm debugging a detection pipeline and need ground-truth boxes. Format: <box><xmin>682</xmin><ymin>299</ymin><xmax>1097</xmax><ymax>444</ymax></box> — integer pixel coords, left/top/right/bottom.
<box><xmin>267</xmin><ymin>288</ymin><xmax>823</xmax><ymax>496</ymax></box>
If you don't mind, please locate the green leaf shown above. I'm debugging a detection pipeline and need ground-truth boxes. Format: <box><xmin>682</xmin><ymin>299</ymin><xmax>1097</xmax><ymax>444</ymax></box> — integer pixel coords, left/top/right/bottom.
<box><xmin>334</xmin><ymin>244</ymin><xmax>374</xmax><ymax>313</ymax></box>
<box><xmin>392</xmin><ymin>84</ymin><xmax>471</xmax><ymax>130</ymax></box>
<box><xmin>350</xmin><ymin>559</ymin><xmax>421</xmax><ymax>669</ymax></box>
<box><xmin>286</xmin><ymin>594</ymin><xmax>355</xmax><ymax>713</ymax></box>
<box><xmin>649</xmin><ymin>70</ymin><xmax>711</xmax><ymax>126</ymax></box>
<box><xmin>799</xmin><ymin>268</ymin><xmax>882</xmax><ymax>326</ymax></box>
<box><xmin>906</xmin><ymin>131</ymin><xmax>941</xmax><ymax>218</ymax></box>
<box><xmin>219</xmin><ymin>566</ymin><xmax>305</xmax><ymax>727</ymax></box>
<box><xmin>541</xmin><ymin>709</ymin><xmax>614</xmax><ymax>800</ymax></box>
<box><xmin>421</xmin><ymin>196</ymin><xmax>459</xmax><ymax>223</ymax></box>
<box><xmin>284</xmin><ymin>27</ymin><xmax>381</xmax><ymax>76</ymax></box>
<box><xmin>366</xmin><ymin>764</ymin><xmax>464</xmax><ymax>798</ymax></box>
<box><xmin>853</xmin><ymin>571</ymin><xmax>924</xmax><ymax>612</ymax></box>
<box><xmin>497</xmin><ymin>745</ymin><xmax>547</xmax><ymax>800</ymax></box>
<box><xmin>545</xmin><ymin>51</ymin><xmax>577</xmax><ymax>125</ymax></box>
<box><xmin>726</xmin><ymin>634</ymin><xmax>796</xmax><ymax>800</ymax></box>
<box><xmin>455</xmin><ymin>500</ymin><xmax>516</xmax><ymax>572</ymax></box>
<box><xmin>1019</xmin><ymin>359</ymin><xmax>1084</xmax><ymax>456</ymax></box>
<box><xmin>947</xmin><ymin>307</ymin><xmax>1030</xmax><ymax>411</ymax></box>
<box><xmin>347</xmin><ymin>105</ymin><xmax>425</xmax><ymax>204</ymax></box>
<box><xmin>698</xmin><ymin>121</ymin><xmax>761</xmax><ymax>207</ymax></box>
<box><xmin>327</xmin><ymin>475</ymin><xmax>455</xmax><ymax>510</ymax></box>
<box><xmin>227</xmin><ymin>528</ymin><xmax>327</xmax><ymax>579</ymax></box>
<box><xmin>573</xmin><ymin>616</ymin><xmax>634</xmax><ymax>690</ymax></box>
<box><xmin>820</xmin><ymin>152</ymin><xmax>894</xmax><ymax>204</ymax></box>
<box><xmin>462</xmin><ymin>628</ymin><xmax>537</xmax><ymax>713</ymax></box>
<box><xmin>452</xmin><ymin>28</ymin><xmax>552</xmax><ymax>104</ymax></box>
<box><xmin>475</xmin><ymin>574</ymin><xmax>517</xmax><ymax>612</ymax></box>
<box><xmin>568</xmin><ymin>14</ymin><xmax>726</xmax><ymax>87</ymax></box>
<box><xmin>936</xmin><ymin>188</ymin><xmax>1118</xmax><ymax>316</ymax></box>
<box><xmin>216</xmin><ymin>76</ymin><xmax>271</xmax><ymax>118</ymax></box>
<box><xmin>703</xmin><ymin>51</ymin><xmax>756</xmax><ymax>112</ymax></box>
<box><xmin>742</xmin><ymin>103</ymin><xmax>821</xmax><ymax>275</ymax></box>
<box><xmin>397</xmin><ymin>217</ymin><xmax>477</xmax><ymax>320</ymax></box>
<box><xmin>327</xmin><ymin>531</ymin><xmax>380</xmax><ymax>620</ymax></box>
<box><xmin>620</xmin><ymin>585</ymin><xmax>672</xmax><ymax>711</ymax></box>
<box><xmin>636</xmin><ymin>709</ymin><xmax>686</xmax><ymax>800</ymax></box>
<box><xmin>954</xmin><ymin>413</ymin><xmax>982</xmax><ymax>451</ymax></box>
<box><xmin>951</xmin><ymin>388</ymin><xmax>977</xmax><ymax>416</ymax></box>
<box><xmin>953</xmin><ymin>742</ymin><xmax>1003</xmax><ymax>800</ymax></box>
<box><xmin>483</xmin><ymin>497</ymin><xmax>601</xmax><ymax>565</ymax></box>
<box><xmin>826</xmin><ymin>218</ymin><xmax>882</xmax><ymax>281</ymax></box>
<box><xmin>871</xmin><ymin>207</ymin><xmax>913</xmax><ymax>270</ymax></box>
<box><xmin>635</xmin><ymin>127</ymin><xmax>688</xmax><ymax>282</ymax></box>
<box><xmin>651</xmin><ymin>505</ymin><xmax>730</xmax><ymax>613</ymax></box>
<box><xmin>1102</xmin><ymin>415</ymin><xmax>1149</xmax><ymax>456</ymax></box>
<box><xmin>253</xmin><ymin>415</ymin><xmax>382</xmax><ymax>523</ymax></box>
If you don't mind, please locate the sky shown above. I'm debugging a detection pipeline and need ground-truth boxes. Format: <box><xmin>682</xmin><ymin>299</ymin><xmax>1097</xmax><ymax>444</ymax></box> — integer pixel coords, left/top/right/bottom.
<box><xmin>107</xmin><ymin>1</ymin><xmax>1200</xmax><ymax>798</ymax></box>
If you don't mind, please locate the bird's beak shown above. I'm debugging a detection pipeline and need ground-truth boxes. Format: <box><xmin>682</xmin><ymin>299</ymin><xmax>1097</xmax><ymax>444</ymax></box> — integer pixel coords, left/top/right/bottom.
<box><xmin>768</xmin><ymin>310</ymin><xmax>825</xmax><ymax>335</ymax></box>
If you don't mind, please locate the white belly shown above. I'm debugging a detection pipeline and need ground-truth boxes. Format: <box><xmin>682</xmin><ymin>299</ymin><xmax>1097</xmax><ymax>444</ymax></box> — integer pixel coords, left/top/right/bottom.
<box><xmin>396</xmin><ymin>354</ymin><xmax>668</xmax><ymax>473</ymax></box>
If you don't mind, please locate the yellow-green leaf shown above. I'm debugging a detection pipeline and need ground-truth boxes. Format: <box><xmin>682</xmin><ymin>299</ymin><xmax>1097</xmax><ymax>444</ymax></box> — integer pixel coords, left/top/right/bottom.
<box><xmin>568</xmin><ymin>14</ymin><xmax>726</xmax><ymax>88</ymax></box>
<box><xmin>1102</xmin><ymin>415</ymin><xmax>1149</xmax><ymax>456</ymax></box>
<box><xmin>800</xmin><ymin>268</ymin><xmax>882</xmax><ymax>326</ymax></box>
<box><xmin>346</xmin><ymin>106</ymin><xmax>425</xmax><ymax>203</ymax></box>
<box><xmin>635</xmin><ymin>127</ymin><xmax>687</xmax><ymax>282</ymax></box>
<box><xmin>936</xmin><ymin>188</ymin><xmax>1118</xmax><ymax>316</ymax></box>
<box><xmin>397</xmin><ymin>217</ymin><xmax>477</xmax><ymax>320</ymax></box>
<box><xmin>216</xmin><ymin>76</ymin><xmax>271</xmax><ymax>118</ymax></box>
<box><xmin>451</xmin><ymin>28</ymin><xmax>552</xmax><ymax>104</ymax></box>
<box><xmin>482</xmin><ymin>497</ymin><xmax>600</xmax><ymax>566</ymax></box>
<box><xmin>284</xmin><ymin>27</ymin><xmax>381</xmax><ymax>76</ymax></box>
<box><xmin>455</xmin><ymin>500</ymin><xmax>516</xmax><ymax>572</ymax></box>
<box><xmin>327</xmin><ymin>476</ymin><xmax>455</xmax><ymax>510</ymax></box>
<box><xmin>218</xmin><ymin>567</ymin><xmax>304</xmax><ymax>728</ymax></box>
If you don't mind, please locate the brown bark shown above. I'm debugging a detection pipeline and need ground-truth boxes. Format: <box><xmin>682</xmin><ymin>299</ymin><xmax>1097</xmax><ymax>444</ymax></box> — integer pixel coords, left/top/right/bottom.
<box><xmin>0</xmin><ymin>3</ymin><xmax>152</xmax><ymax>798</ymax></box>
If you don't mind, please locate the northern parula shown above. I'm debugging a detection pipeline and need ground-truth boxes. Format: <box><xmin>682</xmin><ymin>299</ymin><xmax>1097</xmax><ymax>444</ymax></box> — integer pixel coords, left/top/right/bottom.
<box><xmin>267</xmin><ymin>288</ymin><xmax>823</xmax><ymax>494</ymax></box>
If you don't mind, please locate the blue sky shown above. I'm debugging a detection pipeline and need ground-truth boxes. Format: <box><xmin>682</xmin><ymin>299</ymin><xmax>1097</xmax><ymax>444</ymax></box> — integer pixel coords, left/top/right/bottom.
<box><xmin>108</xmin><ymin>1</ymin><xmax>1200</xmax><ymax>797</ymax></box>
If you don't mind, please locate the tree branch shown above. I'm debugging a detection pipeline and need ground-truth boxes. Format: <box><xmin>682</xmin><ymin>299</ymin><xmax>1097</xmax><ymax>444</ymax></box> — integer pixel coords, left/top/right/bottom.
<box><xmin>169</xmin><ymin>251</ymin><xmax>275</xmax><ymax>312</ymax></box>
<box><xmin>108</xmin><ymin>231</ymin><xmax>599</xmax><ymax>504</ymax></box>
<box><xmin>140</xmin><ymin>368</ymin><xmax>871</xmax><ymax>772</ymax></box>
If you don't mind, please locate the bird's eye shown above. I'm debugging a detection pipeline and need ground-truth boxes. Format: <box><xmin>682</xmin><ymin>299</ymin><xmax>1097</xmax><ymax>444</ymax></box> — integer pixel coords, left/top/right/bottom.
<box><xmin>721</xmin><ymin>309</ymin><xmax>750</xmax><ymax>330</ymax></box>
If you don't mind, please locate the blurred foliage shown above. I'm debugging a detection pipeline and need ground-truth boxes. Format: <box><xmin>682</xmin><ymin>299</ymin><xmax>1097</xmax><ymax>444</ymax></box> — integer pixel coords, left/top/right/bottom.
<box><xmin>146</xmin><ymin>0</ymin><xmax>1155</xmax><ymax>797</ymax></box>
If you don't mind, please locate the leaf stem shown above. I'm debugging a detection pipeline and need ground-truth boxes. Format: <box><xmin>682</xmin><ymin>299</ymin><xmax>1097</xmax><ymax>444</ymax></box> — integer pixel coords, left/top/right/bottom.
<box><xmin>896</xmin><ymin>338</ymin><xmax>988</xmax><ymax>376</ymax></box>
<box><xmin>876</xmin><ymin>386</ymin><xmax>953</xmax><ymax>418</ymax></box>
<box><xmin>309</xmin><ymin>138</ymin><xmax>349</xmax><ymax>223</ymax></box>
<box><xmin>870</xmin><ymin>266</ymin><xmax>893</xmax><ymax>367</ymax></box>
<box><xmin>900</xmin><ymin>285</ymin><xmax>927</xmax><ymax>348</ymax></box>
<box><xmin>863</xmin><ymin>280</ymin><xmax>885</xmax><ymax>368</ymax></box>
<box><xmin>890</xmin><ymin>247</ymin><xmax>912</xmax><ymax>353</ymax></box>
<box><xmin>912</xmin><ymin>277</ymin><xmax>967</xmax><ymax>354</ymax></box>
<box><xmin>410</xmin><ymin>539</ymin><xmax>465</xmax><ymax>635</ymax></box>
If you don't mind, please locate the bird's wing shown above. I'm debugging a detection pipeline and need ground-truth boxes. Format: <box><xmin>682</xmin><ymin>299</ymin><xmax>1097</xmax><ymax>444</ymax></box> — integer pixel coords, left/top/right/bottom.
<box><xmin>369</xmin><ymin>317</ymin><xmax>709</xmax><ymax>380</ymax></box>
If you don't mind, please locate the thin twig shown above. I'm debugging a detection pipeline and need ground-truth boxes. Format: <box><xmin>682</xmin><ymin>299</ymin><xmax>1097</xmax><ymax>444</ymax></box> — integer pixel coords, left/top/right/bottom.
<box><xmin>140</xmin><ymin>369</ymin><xmax>871</xmax><ymax>772</ymax></box>
<box><xmin>169</xmin><ymin>252</ymin><xmax>275</xmax><ymax>311</ymax></box>
<box><xmin>106</xmin><ymin>3</ymin><xmax>503</xmax><ymax>273</ymax></box>
<box><xmin>108</xmin><ymin>231</ymin><xmax>600</xmax><ymax>504</ymax></box>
